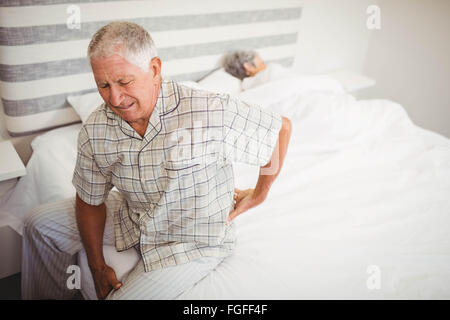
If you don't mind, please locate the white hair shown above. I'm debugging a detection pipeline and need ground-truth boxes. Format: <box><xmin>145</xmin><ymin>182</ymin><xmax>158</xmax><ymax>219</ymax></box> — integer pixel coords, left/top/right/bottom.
<box><xmin>222</xmin><ymin>50</ymin><xmax>257</xmax><ymax>80</ymax></box>
<box><xmin>88</xmin><ymin>21</ymin><xmax>158</xmax><ymax>72</ymax></box>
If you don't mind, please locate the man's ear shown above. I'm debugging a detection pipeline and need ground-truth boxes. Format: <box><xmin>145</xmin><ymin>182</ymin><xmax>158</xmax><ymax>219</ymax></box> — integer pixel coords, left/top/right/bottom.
<box><xmin>149</xmin><ymin>57</ymin><xmax>162</xmax><ymax>80</ymax></box>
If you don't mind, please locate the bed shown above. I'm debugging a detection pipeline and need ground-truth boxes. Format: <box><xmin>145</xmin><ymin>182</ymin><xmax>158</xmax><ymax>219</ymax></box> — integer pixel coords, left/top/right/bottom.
<box><xmin>3</xmin><ymin>70</ymin><xmax>450</xmax><ymax>299</ymax></box>
<box><xmin>1</xmin><ymin>0</ymin><xmax>450</xmax><ymax>300</ymax></box>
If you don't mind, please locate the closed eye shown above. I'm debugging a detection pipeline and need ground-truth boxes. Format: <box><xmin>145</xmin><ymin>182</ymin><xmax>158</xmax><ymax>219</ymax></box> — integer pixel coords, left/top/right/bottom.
<box><xmin>119</xmin><ymin>80</ymin><xmax>132</xmax><ymax>86</ymax></box>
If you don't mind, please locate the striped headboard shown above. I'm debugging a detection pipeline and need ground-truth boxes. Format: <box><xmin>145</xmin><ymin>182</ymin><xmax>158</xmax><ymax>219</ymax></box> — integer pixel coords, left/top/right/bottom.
<box><xmin>0</xmin><ymin>0</ymin><xmax>302</xmax><ymax>136</ymax></box>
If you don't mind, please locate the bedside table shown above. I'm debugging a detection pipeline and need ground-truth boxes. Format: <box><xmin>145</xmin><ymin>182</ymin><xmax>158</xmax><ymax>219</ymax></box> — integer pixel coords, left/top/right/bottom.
<box><xmin>325</xmin><ymin>69</ymin><xmax>376</xmax><ymax>94</ymax></box>
<box><xmin>0</xmin><ymin>140</ymin><xmax>26</xmax><ymax>280</ymax></box>
<box><xmin>0</xmin><ymin>140</ymin><xmax>26</xmax><ymax>200</ymax></box>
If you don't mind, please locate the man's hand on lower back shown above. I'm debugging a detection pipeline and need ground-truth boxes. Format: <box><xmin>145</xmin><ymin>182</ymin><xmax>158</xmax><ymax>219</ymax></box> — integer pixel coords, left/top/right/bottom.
<box><xmin>227</xmin><ymin>188</ymin><xmax>264</xmax><ymax>224</ymax></box>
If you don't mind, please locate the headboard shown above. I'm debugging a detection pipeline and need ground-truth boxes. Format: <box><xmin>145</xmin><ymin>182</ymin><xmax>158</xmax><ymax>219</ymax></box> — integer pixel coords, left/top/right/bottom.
<box><xmin>0</xmin><ymin>0</ymin><xmax>302</xmax><ymax>136</ymax></box>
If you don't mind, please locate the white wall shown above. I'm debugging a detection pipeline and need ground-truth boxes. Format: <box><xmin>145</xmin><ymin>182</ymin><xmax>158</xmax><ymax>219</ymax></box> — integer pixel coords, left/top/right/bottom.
<box><xmin>362</xmin><ymin>0</ymin><xmax>450</xmax><ymax>138</ymax></box>
<box><xmin>293</xmin><ymin>0</ymin><xmax>375</xmax><ymax>74</ymax></box>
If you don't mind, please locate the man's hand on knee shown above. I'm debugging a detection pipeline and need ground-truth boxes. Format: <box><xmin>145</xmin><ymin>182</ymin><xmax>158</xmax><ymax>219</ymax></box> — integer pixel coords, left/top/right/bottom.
<box><xmin>91</xmin><ymin>264</ymin><xmax>122</xmax><ymax>300</ymax></box>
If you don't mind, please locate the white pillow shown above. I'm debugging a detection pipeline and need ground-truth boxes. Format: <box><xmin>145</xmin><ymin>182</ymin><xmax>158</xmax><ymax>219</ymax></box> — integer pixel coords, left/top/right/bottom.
<box><xmin>67</xmin><ymin>91</ymin><xmax>104</xmax><ymax>123</ymax></box>
<box><xmin>237</xmin><ymin>75</ymin><xmax>346</xmax><ymax>118</ymax></box>
<box><xmin>197</xmin><ymin>68</ymin><xmax>242</xmax><ymax>96</ymax></box>
<box><xmin>241</xmin><ymin>63</ymin><xmax>295</xmax><ymax>91</ymax></box>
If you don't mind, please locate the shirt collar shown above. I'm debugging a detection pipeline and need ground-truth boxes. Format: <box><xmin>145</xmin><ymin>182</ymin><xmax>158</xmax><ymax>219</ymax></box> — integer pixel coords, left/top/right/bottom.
<box><xmin>105</xmin><ymin>80</ymin><xmax>180</xmax><ymax>140</ymax></box>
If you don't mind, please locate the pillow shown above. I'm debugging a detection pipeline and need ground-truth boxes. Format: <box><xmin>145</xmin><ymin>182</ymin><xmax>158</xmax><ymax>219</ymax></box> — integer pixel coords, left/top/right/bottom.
<box><xmin>67</xmin><ymin>91</ymin><xmax>104</xmax><ymax>123</ymax></box>
<box><xmin>241</xmin><ymin>63</ymin><xmax>295</xmax><ymax>91</ymax></box>
<box><xmin>236</xmin><ymin>75</ymin><xmax>346</xmax><ymax>118</ymax></box>
<box><xmin>197</xmin><ymin>68</ymin><xmax>242</xmax><ymax>96</ymax></box>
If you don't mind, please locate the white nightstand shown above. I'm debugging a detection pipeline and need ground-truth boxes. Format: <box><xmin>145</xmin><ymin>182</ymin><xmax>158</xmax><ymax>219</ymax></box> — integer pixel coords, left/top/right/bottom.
<box><xmin>325</xmin><ymin>69</ymin><xmax>376</xmax><ymax>94</ymax></box>
<box><xmin>0</xmin><ymin>140</ymin><xmax>26</xmax><ymax>200</ymax></box>
<box><xmin>0</xmin><ymin>140</ymin><xmax>26</xmax><ymax>279</ymax></box>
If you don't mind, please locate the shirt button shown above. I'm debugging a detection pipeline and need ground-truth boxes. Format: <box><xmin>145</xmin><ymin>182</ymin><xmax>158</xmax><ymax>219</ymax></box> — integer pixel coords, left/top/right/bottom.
<box><xmin>140</xmin><ymin>177</ymin><xmax>145</xmax><ymax>183</ymax></box>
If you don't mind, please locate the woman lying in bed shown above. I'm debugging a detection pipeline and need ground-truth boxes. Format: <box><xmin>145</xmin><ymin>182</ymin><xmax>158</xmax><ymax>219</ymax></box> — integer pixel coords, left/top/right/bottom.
<box><xmin>220</xmin><ymin>50</ymin><xmax>346</xmax><ymax>121</ymax></box>
<box><xmin>222</xmin><ymin>50</ymin><xmax>295</xmax><ymax>90</ymax></box>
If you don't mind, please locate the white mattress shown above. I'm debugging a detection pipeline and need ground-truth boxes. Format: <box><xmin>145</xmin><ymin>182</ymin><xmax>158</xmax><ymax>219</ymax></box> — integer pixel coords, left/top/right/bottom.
<box><xmin>2</xmin><ymin>77</ymin><xmax>450</xmax><ymax>299</ymax></box>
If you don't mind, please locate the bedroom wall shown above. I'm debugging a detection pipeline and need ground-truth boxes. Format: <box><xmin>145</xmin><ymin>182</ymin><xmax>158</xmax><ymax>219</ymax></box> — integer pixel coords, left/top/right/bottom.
<box><xmin>293</xmin><ymin>0</ymin><xmax>375</xmax><ymax>74</ymax></box>
<box><xmin>362</xmin><ymin>0</ymin><xmax>450</xmax><ymax>138</ymax></box>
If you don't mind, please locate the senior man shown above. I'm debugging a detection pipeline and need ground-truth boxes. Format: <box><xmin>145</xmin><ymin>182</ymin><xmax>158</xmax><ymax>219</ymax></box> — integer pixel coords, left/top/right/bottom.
<box><xmin>22</xmin><ymin>21</ymin><xmax>292</xmax><ymax>300</ymax></box>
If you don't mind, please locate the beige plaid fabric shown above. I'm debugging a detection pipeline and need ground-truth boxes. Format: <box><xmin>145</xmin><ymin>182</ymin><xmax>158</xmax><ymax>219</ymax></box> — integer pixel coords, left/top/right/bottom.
<box><xmin>72</xmin><ymin>80</ymin><xmax>282</xmax><ymax>272</ymax></box>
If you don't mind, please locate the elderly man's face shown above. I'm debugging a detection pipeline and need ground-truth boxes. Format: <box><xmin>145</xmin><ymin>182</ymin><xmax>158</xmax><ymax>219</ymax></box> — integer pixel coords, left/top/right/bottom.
<box><xmin>91</xmin><ymin>54</ymin><xmax>161</xmax><ymax>125</ymax></box>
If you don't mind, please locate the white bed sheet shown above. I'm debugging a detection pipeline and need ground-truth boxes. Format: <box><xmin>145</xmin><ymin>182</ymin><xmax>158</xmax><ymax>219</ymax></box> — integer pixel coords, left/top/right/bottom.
<box><xmin>2</xmin><ymin>79</ymin><xmax>450</xmax><ymax>299</ymax></box>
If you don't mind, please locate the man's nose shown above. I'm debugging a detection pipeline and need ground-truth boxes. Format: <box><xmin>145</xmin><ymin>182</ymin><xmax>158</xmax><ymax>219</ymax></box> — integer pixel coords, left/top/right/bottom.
<box><xmin>109</xmin><ymin>85</ymin><xmax>124</xmax><ymax>107</ymax></box>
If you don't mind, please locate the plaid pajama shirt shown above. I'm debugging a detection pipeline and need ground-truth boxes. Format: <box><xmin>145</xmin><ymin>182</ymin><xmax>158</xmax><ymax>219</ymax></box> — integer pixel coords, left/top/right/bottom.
<box><xmin>72</xmin><ymin>80</ymin><xmax>282</xmax><ymax>272</ymax></box>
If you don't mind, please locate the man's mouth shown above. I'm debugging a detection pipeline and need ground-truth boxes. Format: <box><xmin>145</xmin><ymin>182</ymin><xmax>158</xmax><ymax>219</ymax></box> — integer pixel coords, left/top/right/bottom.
<box><xmin>117</xmin><ymin>102</ymin><xmax>135</xmax><ymax>110</ymax></box>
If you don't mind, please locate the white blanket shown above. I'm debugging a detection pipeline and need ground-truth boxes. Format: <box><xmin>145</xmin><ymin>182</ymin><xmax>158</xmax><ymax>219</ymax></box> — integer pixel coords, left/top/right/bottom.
<box><xmin>2</xmin><ymin>78</ymin><xmax>450</xmax><ymax>299</ymax></box>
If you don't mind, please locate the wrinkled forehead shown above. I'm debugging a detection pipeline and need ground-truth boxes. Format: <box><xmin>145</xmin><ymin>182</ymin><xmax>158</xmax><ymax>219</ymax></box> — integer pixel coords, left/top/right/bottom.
<box><xmin>90</xmin><ymin>54</ymin><xmax>142</xmax><ymax>81</ymax></box>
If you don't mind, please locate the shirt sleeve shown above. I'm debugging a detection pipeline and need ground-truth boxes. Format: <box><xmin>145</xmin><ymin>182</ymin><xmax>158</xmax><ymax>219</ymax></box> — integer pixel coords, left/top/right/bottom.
<box><xmin>223</xmin><ymin>95</ymin><xmax>282</xmax><ymax>166</ymax></box>
<box><xmin>72</xmin><ymin>126</ymin><xmax>113</xmax><ymax>205</ymax></box>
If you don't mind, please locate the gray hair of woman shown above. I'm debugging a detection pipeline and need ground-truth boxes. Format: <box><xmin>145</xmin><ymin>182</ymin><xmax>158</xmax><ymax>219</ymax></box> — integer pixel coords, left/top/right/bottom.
<box><xmin>87</xmin><ymin>21</ymin><xmax>158</xmax><ymax>72</ymax></box>
<box><xmin>222</xmin><ymin>50</ymin><xmax>258</xmax><ymax>80</ymax></box>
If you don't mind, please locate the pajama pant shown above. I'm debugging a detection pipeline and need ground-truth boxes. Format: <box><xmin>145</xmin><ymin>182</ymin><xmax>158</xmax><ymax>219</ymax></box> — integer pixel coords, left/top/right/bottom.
<box><xmin>21</xmin><ymin>191</ymin><xmax>224</xmax><ymax>300</ymax></box>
